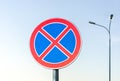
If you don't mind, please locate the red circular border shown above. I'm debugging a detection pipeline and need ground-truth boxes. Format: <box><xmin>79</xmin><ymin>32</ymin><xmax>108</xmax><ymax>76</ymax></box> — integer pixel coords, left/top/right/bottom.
<box><xmin>30</xmin><ymin>18</ymin><xmax>82</xmax><ymax>69</ymax></box>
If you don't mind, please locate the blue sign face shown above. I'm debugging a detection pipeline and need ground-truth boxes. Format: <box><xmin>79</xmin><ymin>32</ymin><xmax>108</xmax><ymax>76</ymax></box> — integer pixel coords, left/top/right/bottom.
<box><xmin>35</xmin><ymin>23</ymin><xmax>76</xmax><ymax>63</ymax></box>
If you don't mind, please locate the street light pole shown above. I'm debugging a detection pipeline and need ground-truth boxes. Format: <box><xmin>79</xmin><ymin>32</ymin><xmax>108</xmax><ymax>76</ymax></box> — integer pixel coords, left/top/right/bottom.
<box><xmin>108</xmin><ymin>14</ymin><xmax>113</xmax><ymax>81</ymax></box>
<box><xmin>89</xmin><ymin>14</ymin><xmax>113</xmax><ymax>81</ymax></box>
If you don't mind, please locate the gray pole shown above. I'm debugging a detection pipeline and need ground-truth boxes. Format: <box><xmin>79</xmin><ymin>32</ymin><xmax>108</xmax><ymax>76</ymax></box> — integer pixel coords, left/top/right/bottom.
<box><xmin>108</xmin><ymin>14</ymin><xmax>113</xmax><ymax>81</ymax></box>
<box><xmin>53</xmin><ymin>69</ymin><xmax>59</xmax><ymax>81</ymax></box>
<box><xmin>109</xmin><ymin>27</ymin><xmax>111</xmax><ymax>81</ymax></box>
<box><xmin>89</xmin><ymin>14</ymin><xmax>113</xmax><ymax>81</ymax></box>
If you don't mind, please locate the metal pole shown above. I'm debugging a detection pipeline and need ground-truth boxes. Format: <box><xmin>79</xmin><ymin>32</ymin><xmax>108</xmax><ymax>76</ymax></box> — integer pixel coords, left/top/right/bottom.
<box><xmin>108</xmin><ymin>15</ymin><xmax>113</xmax><ymax>81</ymax></box>
<box><xmin>109</xmin><ymin>32</ymin><xmax>111</xmax><ymax>81</ymax></box>
<box><xmin>53</xmin><ymin>69</ymin><xmax>59</xmax><ymax>81</ymax></box>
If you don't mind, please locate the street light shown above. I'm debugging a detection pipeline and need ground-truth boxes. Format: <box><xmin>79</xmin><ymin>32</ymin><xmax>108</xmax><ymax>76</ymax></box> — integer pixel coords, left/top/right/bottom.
<box><xmin>89</xmin><ymin>14</ymin><xmax>114</xmax><ymax>81</ymax></box>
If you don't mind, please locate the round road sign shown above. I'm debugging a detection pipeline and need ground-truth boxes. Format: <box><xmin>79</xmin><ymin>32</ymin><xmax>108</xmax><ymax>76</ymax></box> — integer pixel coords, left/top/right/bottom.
<box><xmin>30</xmin><ymin>18</ymin><xmax>82</xmax><ymax>69</ymax></box>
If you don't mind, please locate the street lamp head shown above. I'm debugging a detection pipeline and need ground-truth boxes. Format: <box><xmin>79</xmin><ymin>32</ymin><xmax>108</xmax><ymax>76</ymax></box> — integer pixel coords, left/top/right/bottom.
<box><xmin>89</xmin><ymin>21</ymin><xmax>96</xmax><ymax>24</ymax></box>
<box><xmin>110</xmin><ymin>14</ymin><xmax>113</xmax><ymax>19</ymax></box>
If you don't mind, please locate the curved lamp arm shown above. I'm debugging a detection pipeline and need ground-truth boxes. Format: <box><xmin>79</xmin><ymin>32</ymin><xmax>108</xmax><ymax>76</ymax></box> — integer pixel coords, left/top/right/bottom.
<box><xmin>89</xmin><ymin>21</ymin><xmax>110</xmax><ymax>34</ymax></box>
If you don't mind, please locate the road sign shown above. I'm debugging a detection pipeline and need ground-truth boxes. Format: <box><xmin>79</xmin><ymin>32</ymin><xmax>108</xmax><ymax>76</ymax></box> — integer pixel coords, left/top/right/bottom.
<box><xmin>30</xmin><ymin>18</ymin><xmax>82</xmax><ymax>69</ymax></box>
